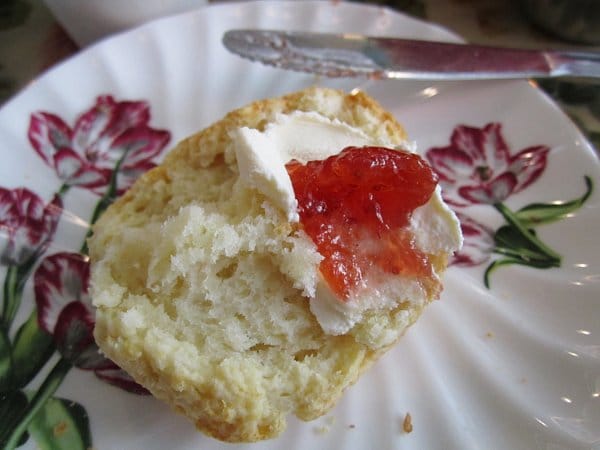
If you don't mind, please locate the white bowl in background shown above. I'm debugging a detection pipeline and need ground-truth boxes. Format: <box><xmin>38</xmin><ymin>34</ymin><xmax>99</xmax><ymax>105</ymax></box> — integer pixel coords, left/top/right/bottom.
<box><xmin>43</xmin><ymin>0</ymin><xmax>209</xmax><ymax>46</ymax></box>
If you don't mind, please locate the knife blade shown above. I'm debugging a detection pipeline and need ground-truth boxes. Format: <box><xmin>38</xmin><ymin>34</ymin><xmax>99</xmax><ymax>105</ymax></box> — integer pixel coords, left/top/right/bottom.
<box><xmin>222</xmin><ymin>29</ymin><xmax>600</xmax><ymax>80</ymax></box>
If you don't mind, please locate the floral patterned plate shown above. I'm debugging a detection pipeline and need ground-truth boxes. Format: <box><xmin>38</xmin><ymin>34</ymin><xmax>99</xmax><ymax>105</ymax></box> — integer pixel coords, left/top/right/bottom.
<box><xmin>1</xmin><ymin>2</ymin><xmax>599</xmax><ymax>449</ymax></box>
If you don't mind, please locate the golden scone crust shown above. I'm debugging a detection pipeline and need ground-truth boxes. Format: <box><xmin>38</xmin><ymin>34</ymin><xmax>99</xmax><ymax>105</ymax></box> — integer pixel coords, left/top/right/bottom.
<box><xmin>90</xmin><ymin>87</ymin><xmax>447</xmax><ymax>442</ymax></box>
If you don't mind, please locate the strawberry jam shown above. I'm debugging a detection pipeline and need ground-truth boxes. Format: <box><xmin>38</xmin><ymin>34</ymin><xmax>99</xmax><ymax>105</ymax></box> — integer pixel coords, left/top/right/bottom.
<box><xmin>286</xmin><ymin>146</ymin><xmax>438</xmax><ymax>300</ymax></box>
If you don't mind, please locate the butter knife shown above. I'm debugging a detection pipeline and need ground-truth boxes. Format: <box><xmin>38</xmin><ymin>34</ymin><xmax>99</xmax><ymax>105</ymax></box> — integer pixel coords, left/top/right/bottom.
<box><xmin>222</xmin><ymin>29</ymin><xmax>600</xmax><ymax>80</ymax></box>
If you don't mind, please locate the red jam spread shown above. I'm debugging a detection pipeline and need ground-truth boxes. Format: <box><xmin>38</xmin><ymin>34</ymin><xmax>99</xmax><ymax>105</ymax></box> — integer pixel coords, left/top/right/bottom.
<box><xmin>286</xmin><ymin>146</ymin><xmax>438</xmax><ymax>300</ymax></box>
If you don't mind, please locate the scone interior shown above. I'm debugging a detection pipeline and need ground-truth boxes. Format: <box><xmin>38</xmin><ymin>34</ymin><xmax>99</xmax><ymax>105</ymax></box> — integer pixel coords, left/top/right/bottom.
<box><xmin>89</xmin><ymin>87</ymin><xmax>459</xmax><ymax>442</ymax></box>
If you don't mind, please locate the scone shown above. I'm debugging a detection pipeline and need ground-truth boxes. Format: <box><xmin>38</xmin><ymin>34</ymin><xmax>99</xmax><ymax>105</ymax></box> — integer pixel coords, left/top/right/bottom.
<box><xmin>89</xmin><ymin>87</ymin><xmax>462</xmax><ymax>442</ymax></box>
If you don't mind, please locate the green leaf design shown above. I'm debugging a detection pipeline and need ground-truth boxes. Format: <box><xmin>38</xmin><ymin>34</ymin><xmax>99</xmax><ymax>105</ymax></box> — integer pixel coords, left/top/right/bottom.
<box><xmin>515</xmin><ymin>176</ymin><xmax>593</xmax><ymax>226</ymax></box>
<box><xmin>2</xmin><ymin>264</ymin><xmax>20</xmax><ymax>332</ymax></box>
<box><xmin>3</xmin><ymin>358</ymin><xmax>72</xmax><ymax>450</ymax></box>
<box><xmin>484</xmin><ymin>257</ymin><xmax>558</xmax><ymax>288</ymax></box>
<box><xmin>493</xmin><ymin>202</ymin><xmax>561</xmax><ymax>263</ymax></box>
<box><xmin>11</xmin><ymin>310</ymin><xmax>55</xmax><ymax>389</ymax></box>
<box><xmin>27</xmin><ymin>396</ymin><xmax>92</xmax><ymax>450</ymax></box>
<box><xmin>494</xmin><ymin>225</ymin><xmax>547</xmax><ymax>261</ymax></box>
<box><xmin>0</xmin><ymin>390</ymin><xmax>29</xmax><ymax>448</ymax></box>
<box><xmin>484</xmin><ymin>177</ymin><xmax>593</xmax><ymax>288</ymax></box>
<box><xmin>484</xmin><ymin>258</ymin><xmax>515</xmax><ymax>288</ymax></box>
<box><xmin>0</xmin><ymin>327</ymin><xmax>13</xmax><ymax>392</ymax></box>
<box><xmin>2</xmin><ymin>258</ymin><xmax>38</xmax><ymax>333</ymax></box>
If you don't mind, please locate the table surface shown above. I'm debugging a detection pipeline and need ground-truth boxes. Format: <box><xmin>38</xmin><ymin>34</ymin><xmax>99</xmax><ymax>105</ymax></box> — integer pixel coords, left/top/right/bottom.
<box><xmin>0</xmin><ymin>0</ymin><xmax>599</xmax><ymax>152</ymax></box>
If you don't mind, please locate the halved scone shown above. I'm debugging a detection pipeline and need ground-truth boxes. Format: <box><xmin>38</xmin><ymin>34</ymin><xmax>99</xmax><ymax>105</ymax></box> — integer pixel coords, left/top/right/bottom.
<box><xmin>89</xmin><ymin>87</ymin><xmax>461</xmax><ymax>442</ymax></box>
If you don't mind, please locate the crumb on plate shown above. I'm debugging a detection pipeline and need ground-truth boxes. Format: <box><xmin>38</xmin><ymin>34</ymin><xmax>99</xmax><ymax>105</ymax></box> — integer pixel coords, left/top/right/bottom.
<box><xmin>402</xmin><ymin>412</ymin><xmax>413</xmax><ymax>433</ymax></box>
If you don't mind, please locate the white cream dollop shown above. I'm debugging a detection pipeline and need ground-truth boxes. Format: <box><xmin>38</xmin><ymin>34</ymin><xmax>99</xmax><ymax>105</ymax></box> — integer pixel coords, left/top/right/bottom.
<box><xmin>231</xmin><ymin>111</ymin><xmax>462</xmax><ymax>338</ymax></box>
<box><xmin>232</xmin><ymin>111</ymin><xmax>375</xmax><ymax>222</ymax></box>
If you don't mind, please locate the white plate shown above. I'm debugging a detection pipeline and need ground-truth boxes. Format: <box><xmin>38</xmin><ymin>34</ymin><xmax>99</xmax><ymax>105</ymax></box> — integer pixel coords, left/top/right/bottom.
<box><xmin>1</xmin><ymin>2</ymin><xmax>599</xmax><ymax>450</ymax></box>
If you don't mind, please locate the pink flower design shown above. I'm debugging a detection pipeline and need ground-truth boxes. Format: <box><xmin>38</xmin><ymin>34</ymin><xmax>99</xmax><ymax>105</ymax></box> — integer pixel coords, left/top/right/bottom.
<box><xmin>0</xmin><ymin>188</ymin><xmax>62</xmax><ymax>266</ymax></box>
<box><xmin>28</xmin><ymin>95</ymin><xmax>170</xmax><ymax>194</ymax></box>
<box><xmin>34</xmin><ymin>252</ymin><xmax>147</xmax><ymax>393</ymax></box>
<box><xmin>426</xmin><ymin>123</ymin><xmax>549</xmax><ymax>207</ymax></box>
<box><xmin>451</xmin><ymin>213</ymin><xmax>494</xmax><ymax>267</ymax></box>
